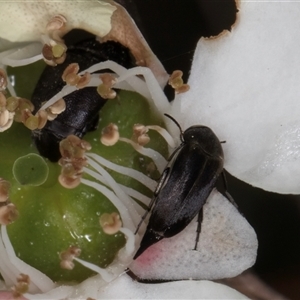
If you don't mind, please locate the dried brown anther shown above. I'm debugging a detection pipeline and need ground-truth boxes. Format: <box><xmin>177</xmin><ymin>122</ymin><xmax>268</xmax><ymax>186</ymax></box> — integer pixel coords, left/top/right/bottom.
<box><xmin>59</xmin><ymin>246</ymin><xmax>81</xmax><ymax>270</ymax></box>
<box><xmin>12</xmin><ymin>273</ymin><xmax>30</xmax><ymax>297</ymax></box>
<box><xmin>36</xmin><ymin>110</ymin><xmax>48</xmax><ymax>129</ymax></box>
<box><xmin>6</xmin><ymin>96</ymin><xmax>19</xmax><ymax>112</ymax></box>
<box><xmin>77</xmin><ymin>72</ymin><xmax>91</xmax><ymax>89</ymax></box>
<box><xmin>47</xmin><ymin>98</ymin><xmax>66</xmax><ymax>115</ymax></box>
<box><xmin>59</xmin><ymin>135</ymin><xmax>91</xmax><ymax>159</ymax></box>
<box><xmin>101</xmin><ymin>123</ymin><xmax>119</xmax><ymax>146</ymax></box>
<box><xmin>62</xmin><ymin>64</ymin><xmax>91</xmax><ymax>88</ymax></box>
<box><xmin>0</xmin><ymin>203</ymin><xmax>19</xmax><ymax>225</ymax></box>
<box><xmin>13</xmin><ymin>98</ymin><xmax>34</xmax><ymax>123</ymax></box>
<box><xmin>99</xmin><ymin>212</ymin><xmax>122</xmax><ymax>235</ymax></box>
<box><xmin>58</xmin><ymin>135</ymin><xmax>91</xmax><ymax>189</ymax></box>
<box><xmin>132</xmin><ymin>124</ymin><xmax>150</xmax><ymax>146</ymax></box>
<box><xmin>0</xmin><ymin>178</ymin><xmax>10</xmax><ymax>202</ymax></box>
<box><xmin>42</xmin><ymin>43</ymin><xmax>67</xmax><ymax>66</ymax></box>
<box><xmin>168</xmin><ymin>70</ymin><xmax>190</xmax><ymax>94</ymax></box>
<box><xmin>0</xmin><ymin>94</ymin><xmax>14</xmax><ymax>132</ymax></box>
<box><xmin>62</xmin><ymin>63</ymin><xmax>80</xmax><ymax>85</ymax></box>
<box><xmin>97</xmin><ymin>73</ymin><xmax>117</xmax><ymax>99</ymax></box>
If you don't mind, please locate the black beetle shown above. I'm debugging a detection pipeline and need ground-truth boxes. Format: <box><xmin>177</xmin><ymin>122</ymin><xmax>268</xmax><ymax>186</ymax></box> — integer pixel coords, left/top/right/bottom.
<box><xmin>31</xmin><ymin>39</ymin><xmax>136</xmax><ymax>162</ymax></box>
<box><xmin>134</xmin><ymin>114</ymin><xmax>236</xmax><ymax>259</ymax></box>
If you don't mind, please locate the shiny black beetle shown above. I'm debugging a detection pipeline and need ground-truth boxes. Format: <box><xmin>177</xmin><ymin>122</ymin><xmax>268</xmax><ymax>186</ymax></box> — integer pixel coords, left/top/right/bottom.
<box><xmin>134</xmin><ymin>114</ymin><xmax>236</xmax><ymax>259</ymax></box>
<box><xmin>31</xmin><ymin>39</ymin><xmax>136</xmax><ymax>162</ymax></box>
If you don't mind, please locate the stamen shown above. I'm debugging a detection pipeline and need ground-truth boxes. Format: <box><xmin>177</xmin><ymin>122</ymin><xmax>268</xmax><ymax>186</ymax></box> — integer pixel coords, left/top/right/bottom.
<box><xmin>73</xmin><ymin>257</ymin><xmax>114</xmax><ymax>282</ymax></box>
<box><xmin>118</xmin><ymin>227</ymin><xmax>135</xmax><ymax>256</ymax></box>
<box><xmin>59</xmin><ymin>246</ymin><xmax>81</xmax><ymax>270</ymax></box>
<box><xmin>81</xmin><ymin>179</ymin><xmax>135</xmax><ymax>231</ymax></box>
<box><xmin>168</xmin><ymin>70</ymin><xmax>190</xmax><ymax>94</ymax></box>
<box><xmin>76</xmin><ymin>72</ymin><xmax>91</xmax><ymax>89</ymax></box>
<box><xmin>0</xmin><ymin>93</ymin><xmax>14</xmax><ymax>132</ymax></box>
<box><xmin>6</xmin><ymin>96</ymin><xmax>19</xmax><ymax>112</ymax></box>
<box><xmin>1</xmin><ymin>43</ymin><xmax>43</xmax><ymax>68</ymax></box>
<box><xmin>58</xmin><ymin>135</ymin><xmax>90</xmax><ymax>189</ymax></box>
<box><xmin>132</xmin><ymin>124</ymin><xmax>150</xmax><ymax>146</ymax></box>
<box><xmin>99</xmin><ymin>212</ymin><xmax>122</xmax><ymax>235</ymax></box>
<box><xmin>47</xmin><ymin>98</ymin><xmax>66</xmax><ymax>115</ymax></box>
<box><xmin>146</xmin><ymin>125</ymin><xmax>176</xmax><ymax>148</ymax></box>
<box><xmin>38</xmin><ymin>61</ymin><xmax>171</xmax><ymax>113</ymax></box>
<box><xmin>118</xmin><ymin>137</ymin><xmax>167</xmax><ymax>173</ymax></box>
<box><xmin>86</xmin><ymin>153</ymin><xmax>156</xmax><ymax>191</ymax></box>
<box><xmin>11</xmin><ymin>273</ymin><xmax>30</xmax><ymax>297</ymax></box>
<box><xmin>62</xmin><ymin>63</ymin><xmax>80</xmax><ymax>85</ymax></box>
<box><xmin>85</xmin><ymin>157</ymin><xmax>140</xmax><ymax>225</ymax></box>
<box><xmin>83</xmin><ymin>167</ymin><xmax>148</xmax><ymax>216</ymax></box>
<box><xmin>101</xmin><ymin>123</ymin><xmax>119</xmax><ymax>146</ymax></box>
<box><xmin>0</xmin><ymin>178</ymin><xmax>10</xmax><ymax>202</ymax></box>
<box><xmin>1</xmin><ymin>226</ymin><xmax>55</xmax><ymax>292</ymax></box>
<box><xmin>97</xmin><ymin>73</ymin><xmax>117</xmax><ymax>99</ymax></box>
<box><xmin>0</xmin><ymin>203</ymin><xmax>19</xmax><ymax>225</ymax></box>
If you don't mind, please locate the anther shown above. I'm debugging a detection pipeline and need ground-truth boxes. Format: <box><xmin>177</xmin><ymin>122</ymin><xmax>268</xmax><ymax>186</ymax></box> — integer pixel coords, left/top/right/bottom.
<box><xmin>101</xmin><ymin>123</ymin><xmax>119</xmax><ymax>146</ymax></box>
<box><xmin>168</xmin><ymin>70</ymin><xmax>190</xmax><ymax>94</ymax></box>
<box><xmin>99</xmin><ymin>212</ymin><xmax>122</xmax><ymax>235</ymax></box>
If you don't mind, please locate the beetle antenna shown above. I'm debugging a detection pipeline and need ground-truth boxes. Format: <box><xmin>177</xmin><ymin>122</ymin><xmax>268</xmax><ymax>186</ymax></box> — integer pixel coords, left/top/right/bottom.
<box><xmin>164</xmin><ymin>114</ymin><xmax>184</xmax><ymax>141</ymax></box>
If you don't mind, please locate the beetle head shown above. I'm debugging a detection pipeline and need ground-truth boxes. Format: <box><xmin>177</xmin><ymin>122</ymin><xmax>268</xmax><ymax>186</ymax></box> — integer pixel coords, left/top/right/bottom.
<box><xmin>183</xmin><ymin>126</ymin><xmax>224</xmax><ymax>157</ymax></box>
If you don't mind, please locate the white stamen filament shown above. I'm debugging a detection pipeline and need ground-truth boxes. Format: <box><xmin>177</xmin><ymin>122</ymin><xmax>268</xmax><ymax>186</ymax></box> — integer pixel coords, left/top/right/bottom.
<box><xmin>1</xmin><ymin>43</ymin><xmax>43</xmax><ymax>67</ymax></box>
<box><xmin>82</xmin><ymin>167</ymin><xmax>150</xmax><ymax>215</ymax></box>
<box><xmin>118</xmin><ymin>227</ymin><xmax>135</xmax><ymax>256</ymax></box>
<box><xmin>86</xmin><ymin>153</ymin><xmax>157</xmax><ymax>191</ymax></box>
<box><xmin>5</xmin><ymin>75</ymin><xmax>16</xmax><ymax>97</ymax></box>
<box><xmin>0</xmin><ymin>226</ymin><xmax>55</xmax><ymax>293</ymax></box>
<box><xmin>39</xmin><ymin>61</ymin><xmax>171</xmax><ymax>115</ymax></box>
<box><xmin>119</xmin><ymin>137</ymin><xmax>167</xmax><ymax>174</ymax></box>
<box><xmin>116</xmin><ymin>66</ymin><xmax>170</xmax><ymax>112</ymax></box>
<box><xmin>86</xmin><ymin>157</ymin><xmax>140</xmax><ymax>225</ymax></box>
<box><xmin>81</xmin><ymin>179</ymin><xmax>135</xmax><ymax>232</ymax></box>
<box><xmin>73</xmin><ymin>257</ymin><xmax>114</xmax><ymax>282</ymax></box>
<box><xmin>147</xmin><ymin>125</ymin><xmax>176</xmax><ymax>148</ymax></box>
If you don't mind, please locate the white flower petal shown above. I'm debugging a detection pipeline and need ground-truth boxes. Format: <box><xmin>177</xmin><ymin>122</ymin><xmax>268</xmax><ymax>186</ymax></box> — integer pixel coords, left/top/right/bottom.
<box><xmin>0</xmin><ymin>0</ymin><xmax>116</xmax><ymax>42</ymax></box>
<box><xmin>171</xmin><ymin>1</ymin><xmax>300</xmax><ymax>193</ymax></box>
<box><xmin>68</xmin><ymin>274</ymin><xmax>249</xmax><ymax>299</ymax></box>
<box><xmin>130</xmin><ymin>189</ymin><xmax>257</xmax><ymax>280</ymax></box>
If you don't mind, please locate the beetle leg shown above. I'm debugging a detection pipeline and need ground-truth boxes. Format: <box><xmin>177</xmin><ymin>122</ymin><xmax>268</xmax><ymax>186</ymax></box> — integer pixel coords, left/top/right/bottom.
<box><xmin>194</xmin><ymin>208</ymin><xmax>203</xmax><ymax>250</ymax></box>
<box><xmin>134</xmin><ymin>168</ymin><xmax>170</xmax><ymax>234</ymax></box>
<box><xmin>221</xmin><ymin>171</ymin><xmax>239</xmax><ymax>209</ymax></box>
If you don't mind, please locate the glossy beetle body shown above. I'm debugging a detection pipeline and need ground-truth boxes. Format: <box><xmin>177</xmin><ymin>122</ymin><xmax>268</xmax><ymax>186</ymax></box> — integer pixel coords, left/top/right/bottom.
<box><xmin>31</xmin><ymin>39</ymin><xmax>135</xmax><ymax>162</ymax></box>
<box><xmin>134</xmin><ymin>118</ymin><xmax>225</xmax><ymax>259</ymax></box>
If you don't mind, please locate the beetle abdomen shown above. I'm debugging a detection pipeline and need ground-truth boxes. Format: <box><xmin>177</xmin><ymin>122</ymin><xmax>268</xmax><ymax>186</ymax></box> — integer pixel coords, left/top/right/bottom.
<box><xmin>31</xmin><ymin>39</ymin><xmax>136</xmax><ymax>162</ymax></box>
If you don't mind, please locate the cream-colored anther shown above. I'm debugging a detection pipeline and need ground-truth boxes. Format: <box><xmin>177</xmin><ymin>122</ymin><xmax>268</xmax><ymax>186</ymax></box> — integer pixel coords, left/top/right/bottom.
<box><xmin>101</xmin><ymin>123</ymin><xmax>119</xmax><ymax>146</ymax></box>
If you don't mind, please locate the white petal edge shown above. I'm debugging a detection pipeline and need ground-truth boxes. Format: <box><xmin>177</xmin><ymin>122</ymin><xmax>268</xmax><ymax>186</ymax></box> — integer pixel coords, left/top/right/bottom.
<box><xmin>171</xmin><ymin>1</ymin><xmax>300</xmax><ymax>193</ymax></box>
<box><xmin>68</xmin><ymin>274</ymin><xmax>249</xmax><ymax>299</ymax></box>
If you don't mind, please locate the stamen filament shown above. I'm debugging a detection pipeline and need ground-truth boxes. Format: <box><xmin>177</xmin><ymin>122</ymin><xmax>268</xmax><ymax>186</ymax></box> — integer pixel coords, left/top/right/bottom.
<box><xmin>119</xmin><ymin>137</ymin><xmax>167</xmax><ymax>174</ymax></box>
<box><xmin>83</xmin><ymin>167</ymin><xmax>149</xmax><ymax>216</ymax></box>
<box><xmin>40</xmin><ymin>61</ymin><xmax>171</xmax><ymax>114</ymax></box>
<box><xmin>1</xmin><ymin>226</ymin><xmax>55</xmax><ymax>293</ymax></box>
<box><xmin>86</xmin><ymin>153</ymin><xmax>157</xmax><ymax>191</ymax></box>
<box><xmin>73</xmin><ymin>258</ymin><xmax>114</xmax><ymax>282</ymax></box>
<box><xmin>1</xmin><ymin>43</ymin><xmax>43</xmax><ymax>67</ymax></box>
<box><xmin>81</xmin><ymin>179</ymin><xmax>135</xmax><ymax>231</ymax></box>
<box><xmin>118</xmin><ymin>228</ymin><xmax>135</xmax><ymax>256</ymax></box>
<box><xmin>86</xmin><ymin>157</ymin><xmax>140</xmax><ymax>225</ymax></box>
<box><xmin>147</xmin><ymin>125</ymin><xmax>176</xmax><ymax>148</ymax></box>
